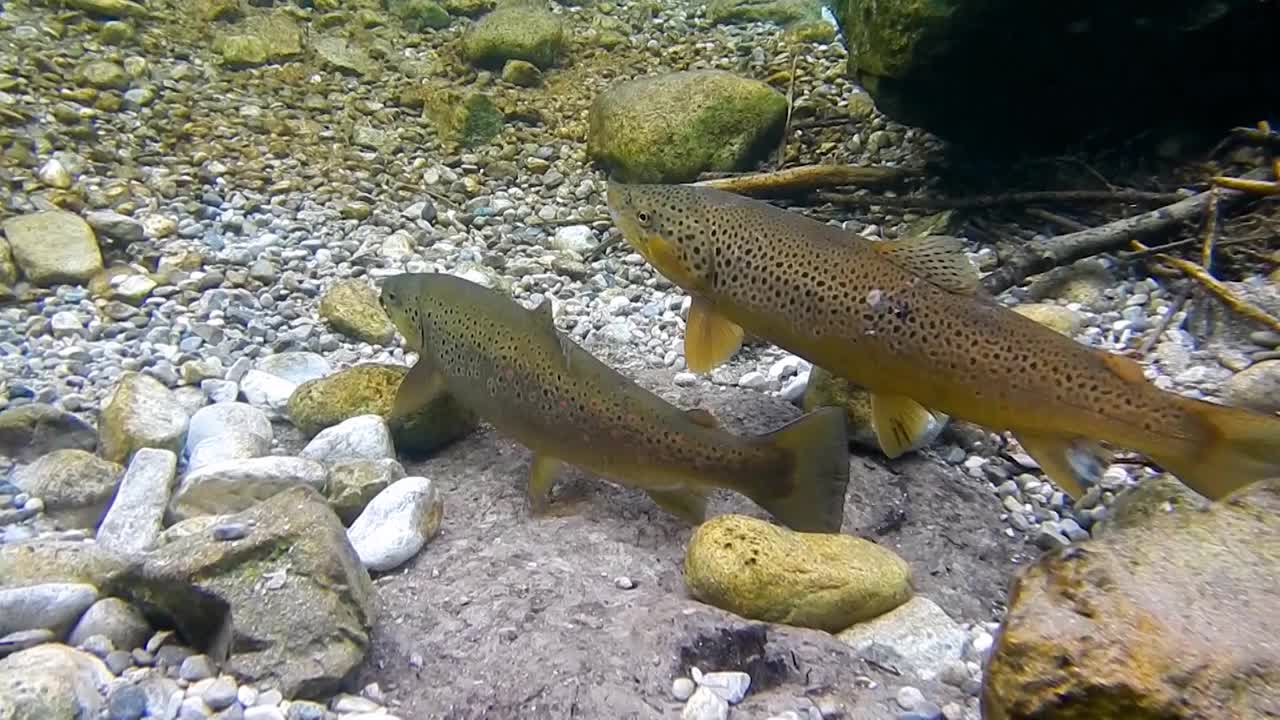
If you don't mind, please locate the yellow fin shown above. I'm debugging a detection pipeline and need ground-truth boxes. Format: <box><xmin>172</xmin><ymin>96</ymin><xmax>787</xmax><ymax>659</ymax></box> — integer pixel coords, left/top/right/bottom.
<box><xmin>1100</xmin><ymin>351</ymin><xmax>1147</xmax><ymax>383</ymax></box>
<box><xmin>527</xmin><ymin>453</ymin><xmax>563</xmax><ymax>515</ymax></box>
<box><xmin>873</xmin><ymin>234</ymin><xmax>980</xmax><ymax>294</ymax></box>
<box><xmin>870</xmin><ymin>393</ymin><xmax>939</xmax><ymax>459</ymax></box>
<box><xmin>390</xmin><ymin>356</ymin><xmax>448</xmax><ymax>427</ymax></box>
<box><xmin>645</xmin><ymin>487</ymin><xmax>709</xmax><ymax>525</ymax></box>
<box><xmin>684</xmin><ymin>408</ymin><xmax>719</xmax><ymax>428</ymax></box>
<box><xmin>1012</xmin><ymin>432</ymin><xmax>1110</xmax><ymax>500</ymax></box>
<box><xmin>685</xmin><ymin>296</ymin><xmax>744</xmax><ymax>373</ymax></box>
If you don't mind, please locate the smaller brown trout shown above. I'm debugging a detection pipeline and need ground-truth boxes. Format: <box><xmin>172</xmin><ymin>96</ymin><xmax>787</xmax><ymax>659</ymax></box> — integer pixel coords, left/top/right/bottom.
<box><xmin>607</xmin><ymin>180</ymin><xmax>1280</xmax><ymax>502</ymax></box>
<box><xmin>378</xmin><ymin>272</ymin><xmax>851</xmax><ymax>532</ymax></box>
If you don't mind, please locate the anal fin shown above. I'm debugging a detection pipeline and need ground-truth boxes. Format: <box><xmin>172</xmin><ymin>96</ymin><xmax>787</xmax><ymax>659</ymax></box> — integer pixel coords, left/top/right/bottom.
<box><xmin>527</xmin><ymin>453</ymin><xmax>564</xmax><ymax>515</ymax></box>
<box><xmin>390</xmin><ymin>356</ymin><xmax>448</xmax><ymax>426</ymax></box>
<box><xmin>685</xmin><ymin>296</ymin><xmax>744</xmax><ymax>374</ymax></box>
<box><xmin>870</xmin><ymin>392</ymin><xmax>939</xmax><ymax>459</ymax></box>
<box><xmin>1012</xmin><ymin>431</ymin><xmax>1110</xmax><ymax>500</ymax></box>
<box><xmin>645</xmin><ymin>487</ymin><xmax>709</xmax><ymax>525</ymax></box>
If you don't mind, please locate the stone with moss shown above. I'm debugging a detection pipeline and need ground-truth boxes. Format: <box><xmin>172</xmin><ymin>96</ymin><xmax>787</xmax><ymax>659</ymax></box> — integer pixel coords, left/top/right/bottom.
<box><xmin>441</xmin><ymin>0</ymin><xmax>494</xmax><ymax>15</ymax></box>
<box><xmin>423</xmin><ymin>87</ymin><xmax>504</xmax><ymax>148</ymax></box>
<box><xmin>587</xmin><ymin>69</ymin><xmax>787</xmax><ymax>183</ymax></box>
<box><xmin>213</xmin><ymin>10</ymin><xmax>303</xmax><ymax>68</ymax></box>
<box><xmin>783</xmin><ymin>17</ymin><xmax>837</xmax><ymax>43</ymax></box>
<box><xmin>287</xmin><ymin>363</ymin><xmax>479</xmax><ymax>456</ymax></box>
<box><xmin>460</xmin><ymin>5</ymin><xmax>565</xmax><ymax>70</ymax></box>
<box><xmin>318</xmin><ymin>278</ymin><xmax>395</xmax><ymax>345</ymax></box>
<box><xmin>707</xmin><ymin>0</ymin><xmax>820</xmax><ymax>26</ymax></box>
<box><xmin>390</xmin><ymin>0</ymin><xmax>451</xmax><ymax>29</ymax></box>
<box><xmin>194</xmin><ymin>0</ymin><xmax>242</xmax><ymax>22</ymax></box>
<box><xmin>501</xmin><ymin>59</ymin><xmax>542</xmax><ymax>87</ymax></box>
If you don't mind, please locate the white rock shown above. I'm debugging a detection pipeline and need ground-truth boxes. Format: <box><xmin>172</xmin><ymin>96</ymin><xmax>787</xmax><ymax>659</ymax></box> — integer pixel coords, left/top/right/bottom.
<box><xmin>96</xmin><ymin>448</ymin><xmax>177</xmax><ymax>555</ymax></box>
<box><xmin>672</xmin><ymin>677</ymin><xmax>695</xmax><ymax>701</ymax></box>
<box><xmin>300</xmin><ymin>415</ymin><xmax>394</xmax><ymax>463</ymax></box>
<box><xmin>674</xmin><ymin>372</ymin><xmax>697</xmax><ymax>387</ymax></box>
<box><xmin>347</xmin><ymin>477</ymin><xmax>443</xmax><ymax>572</ymax></box>
<box><xmin>767</xmin><ymin>355</ymin><xmax>803</xmax><ymax>381</ymax></box>
<box><xmin>837</xmin><ymin>596</ymin><xmax>967</xmax><ymax>682</ymax></box>
<box><xmin>697</xmin><ymin>671</ymin><xmax>751</xmax><ymax>704</ymax></box>
<box><xmin>779</xmin><ymin>370</ymin><xmax>809</xmax><ymax>403</ymax></box>
<box><xmin>185</xmin><ymin>402</ymin><xmax>272</xmax><ymax>471</ymax></box>
<box><xmin>169</xmin><ymin>456</ymin><xmax>328</xmax><ymax>521</ymax></box>
<box><xmin>255</xmin><ymin>352</ymin><xmax>333</xmax><ymax>386</ymax></box>
<box><xmin>552</xmin><ymin>225</ymin><xmax>596</xmax><ymax>255</ymax></box>
<box><xmin>896</xmin><ymin>685</ymin><xmax>924</xmax><ymax>710</ymax></box>
<box><xmin>201</xmin><ymin>379</ymin><xmax>240</xmax><ymax>404</ymax></box>
<box><xmin>681</xmin><ymin>686</ymin><xmax>728</xmax><ymax>720</ymax></box>
<box><xmin>244</xmin><ymin>707</ymin><xmax>286</xmax><ymax>720</ymax></box>
<box><xmin>50</xmin><ymin>311</ymin><xmax>86</xmax><ymax>338</ymax></box>
<box><xmin>38</xmin><ymin>158</ymin><xmax>72</xmax><ymax>188</ymax></box>
<box><xmin>0</xmin><ymin>583</ymin><xmax>99</xmax><ymax>637</ymax></box>
<box><xmin>85</xmin><ymin>210</ymin><xmax>145</xmax><ymax>243</ymax></box>
<box><xmin>737</xmin><ymin>371</ymin><xmax>767</xmax><ymax>391</ymax></box>
<box><xmin>239</xmin><ymin>369</ymin><xmax>296</xmax><ymax>415</ymax></box>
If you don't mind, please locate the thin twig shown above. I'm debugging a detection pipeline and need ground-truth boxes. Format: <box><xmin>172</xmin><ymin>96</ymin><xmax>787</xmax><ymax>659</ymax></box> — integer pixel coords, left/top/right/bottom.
<box><xmin>813</xmin><ymin>189</ymin><xmax>1184</xmax><ymax>210</ymax></box>
<box><xmin>776</xmin><ymin>54</ymin><xmax>798</xmax><ymax>168</ymax></box>
<box><xmin>1137</xmin><ymin>289</ymin><xmax>1189</xmax><ymax>357</ymax></box>
<box><xmin>1024</xmin><ymin>208</ymin><xmax>1089</xmax><ymax>232</ymax></box>
<box><xmin>1201</xmin><ymin>187</ymin><xmax>1220</xmax><ymax>274</ymax></box>
<box><xmin>1130</xmin><ymin>240</ymin><xmax>1280</xmax><ymax>333</ymax></box>
<box><xmin>583</xmin><ymin>233</ymin><xmax>620</xmax><ymax>262</ymax></box>
<box><xmin>1118</xmin><ymin>235</ymin><xmax>1258</xmax><ymax>262</ymax></box>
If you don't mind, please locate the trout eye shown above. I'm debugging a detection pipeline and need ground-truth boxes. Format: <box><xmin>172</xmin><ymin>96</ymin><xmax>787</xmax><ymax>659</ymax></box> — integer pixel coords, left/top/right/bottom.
<box><xmin>637</xmin><ymin>211</ymin><xmax>651</xmax><ymax>226</ymax></box>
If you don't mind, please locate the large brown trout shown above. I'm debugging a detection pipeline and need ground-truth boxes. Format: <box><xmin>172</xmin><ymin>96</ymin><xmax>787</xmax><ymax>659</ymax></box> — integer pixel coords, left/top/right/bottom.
<box><xmin>606</xmin><ymin>180</ymin><xmax>1280</xmax><ymax>500</ymax></box>
<box><xmin>378</xmin><ymin>272</ymin><xmax>851</xmax><ymax>532</ymax></box>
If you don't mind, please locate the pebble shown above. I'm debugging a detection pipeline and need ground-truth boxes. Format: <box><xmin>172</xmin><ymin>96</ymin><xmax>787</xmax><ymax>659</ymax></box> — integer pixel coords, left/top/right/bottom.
<box><xmin>697</xmin><ymin>671</ymin><xmax>751</xmax><ymax>704</ymax></box>
<box><xmin>179</xmin><ymin>654</ymin><xmax>216</xmax><ymax>681</ymax></box>
<box><xmin>672</xmin><ymin>677</ymin><xmax>695</xmax><ymax>701</ymax></box>
<box><xmin>613</xmin><ymin>576</ymin><xmax>635</xmax><ymax>590</ymax></box>
<box><xmin>896</xmin><ymin>686</ymin><xmax>925</xmax><ymax>710</ymax></box>
<box><xmin>244</xmin><ymin>707</ymin><xmax>286</xmax><ymax>720</ymax></box>
<box><xmin>681</xmin><ymin>686</ymin><xmax>729</xmax><ymax>720</ymax></box>
<box><xmin>347</xmin><ymin>476</ymin><xmax>443</xmax><ymax>572</ymax></box>
<box><xmin>108</xmin><ymin>683</ymin><xmax>149</xmax><ymax>720</ymax></box>
<box><xmin>202</xmin><ymin>676</ymin><xmax>239</xmax><ymax>710</ymax></box>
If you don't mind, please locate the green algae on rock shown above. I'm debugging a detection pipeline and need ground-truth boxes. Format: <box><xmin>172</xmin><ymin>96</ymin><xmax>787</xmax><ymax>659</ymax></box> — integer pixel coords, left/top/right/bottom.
<box><xmin>683</xmin><ymin>514</ymin><xmax>913</xmax><ymax>633</ymax></box>
<box><xmin>1</xmin><ymin>210</ymin><xmax>104</xmax><ymax>288</ymax></box>
<box><xmin>460</xmin><ymin>4</ymin><xmax>566</xmax><ymax>70</ymax></box>
<box><xmin>98</xmin><ymin>372</ymin><xmax>190</xmax><ymax>465</ymax></box>
<box><xmin>421</xmin><ymin>87</ymin><xmax>505</xmax><ymax>148</ymax></box>
<box><xmin>318</xmin><ymin>278</ymin><xmax>395</xmax><ymax>345</ymax></box>
<box><xmin>706</xmin><ymin>0</ymin><xmax>820</xmax><ymax>26</ymax></box>
<box><xmin>287</xmin><ymin>363</ymin><xmax>479</xmax><ymax>455</ymax></box>
<box><xmin>390</xmin><ymin>0</ymin><xmax>452</xmax><ymax>30</ymax></box>
<box><xmin>587</xmin><ymin>70</ymin><xmax>787</xmax><ymax>184</ymax></box>
<box><xmin>982</xmin><ymin>477</ymin><xmax>1280</xmax><ymax>720</ymax></box>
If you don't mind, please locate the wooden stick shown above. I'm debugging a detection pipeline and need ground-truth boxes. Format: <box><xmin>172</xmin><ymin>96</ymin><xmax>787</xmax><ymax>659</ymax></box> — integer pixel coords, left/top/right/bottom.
<box><xmin>776</xmin><ymin>54</ymin><xmax>799</xmax><ymax>168</ymax></box>
<box><xmin>1200</xmin><ymin>187</ymin><xmax>1220</xmax><ymax>274</ymax></box>
<box><xmin>982</xmin><ymin>168</ymin><xmax>1271</xmax><ymax>294</ymax></box>
<box><xmin>693</xmin><ymin>164</ymin><xmax>918</xmax><ymax>197</ymax></box>
<box><xmin>814</xmin><ymin>188</ymin><xmax>1184</xmax><ymax>210</ymax></box>
<box><xmin>1137</xmin><ymin>289</ymin><xmax>1189</xmax><ymax>357</ymax></box>
<box><xmin>1130</xmin><ymin>240</ymin><xmax>1280</xmax><ymax>333</ymax></box>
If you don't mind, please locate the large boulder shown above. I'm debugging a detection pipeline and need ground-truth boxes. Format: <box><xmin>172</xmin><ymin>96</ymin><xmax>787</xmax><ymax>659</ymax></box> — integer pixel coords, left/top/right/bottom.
<box><xmin>831</xmin><ymin>0</ymin><xmax>1280</xmax><ymax>151</ymax></box>
<box><xmin>460</xmin><ymin>4</ymin><xmax>566</xmax><ymax>70</ymax></box>
<box><xmin>110</xmin><ymin>486</ymin><xmax>376</xmax><ymax>699</ymax></box>
<box><xmin>982</xmin><ymin>477</ymin><xmax>1280</xmax><ymax>719</ymax></box>
<box><xmin>588</xmin><ymin>70</ymin><xmax>788</xmax><ymax>183</ymax></box>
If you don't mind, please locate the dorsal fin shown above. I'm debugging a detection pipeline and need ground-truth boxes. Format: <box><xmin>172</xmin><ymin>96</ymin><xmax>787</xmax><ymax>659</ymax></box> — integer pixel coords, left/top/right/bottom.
<box><xmin>1100</xmin><ymin>351</ymin><xmax>1147</xmax><ymax>383</ymax></box>
<box><xmin>685</xmin><ymin>408</ymin><xmax>719</xmax><ymax>428</ymax></box>
<box><xmin>872</xmin><ymin>234</ymin><xmax>980</xmax><ymax>295</ymax></box>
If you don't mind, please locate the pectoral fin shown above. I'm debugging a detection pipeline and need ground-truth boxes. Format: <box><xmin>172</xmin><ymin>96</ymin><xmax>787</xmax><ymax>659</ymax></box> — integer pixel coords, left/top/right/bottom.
<box><xmin>870</xmin><ymin>393</ymin><xmax>938</xmax><ymax>459</ymax></box>
<box><xmin>645</xmin><ymin>487</ymin><xmax>709</xmax><ymax>525</ymax></box>
<box><xmin>684</xmin><ymin>408</ymin><xmax>720</xmax><ymax>428</ymax></box>
<box><xmin>527</xmin><ymin>453</ymin><xmax>564</xmax><ymax>515</ymax></box>
<box><xmin>390</xmin><ymin>357</ymin><xmax>448</xmax><ymax>426</ymax></box>
<box><xmin>685</xmin><ymin>296</ymin><xmax>744</xmax><ymax>374</ymax></box>
<box><xmin>1012</xmin><ymin>431</ymin><xmax>1110</xmax><ymax>500</ymax></box>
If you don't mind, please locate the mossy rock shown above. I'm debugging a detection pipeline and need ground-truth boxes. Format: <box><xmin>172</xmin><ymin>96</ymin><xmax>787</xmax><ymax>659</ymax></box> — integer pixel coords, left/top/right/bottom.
<box><xmin>783</xmin><ymin>18</ymin><xmax>837</xmax><ymax>43</ymax></box>
<box><xmin>287</xmin><ymin>363</ymin><xmax>479</xmax><ymax>456</ymax></box>
<box><xmin>318</xmin><ymin>278</ymin><xmax>395</xmax><ymax>345</ymax></box>
<box><xmin>389</xmin><ymin>0</ymin><xmax>451</xmax><ymax>30</ymax></box>
<box><xmin>460</xmin><ymin>5</ymin><xmax>566</xmax><ymax>70</ymax></box>
<box><xmin>706</xmin><ymin>0</ymin><xmax>820</xmax><ymax>26</ymax></box>
<box><xmin>684</xmin><ymin>514</ymin><xmax>913</xmax><ymax>632</ymax></box>
<box><xmin>587</xmin><ymin>69</ymin><xmax>787</xmax><ymax>184</ymax></box>
<box><xmin>423</xmin><ymin>87</ymin><xmax>504</xmax><ymax>148</ymax></box>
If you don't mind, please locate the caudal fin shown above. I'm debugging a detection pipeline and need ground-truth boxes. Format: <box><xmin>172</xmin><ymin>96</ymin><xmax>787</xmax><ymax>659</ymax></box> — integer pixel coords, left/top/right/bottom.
<box><xmin>751</xmin><ymin>407</ymin><xmax>851</xmax><ymax>533</ymax></box>
<box><xmin>1155</xmin><ymin>397</ymin><xmax>1280</xmax><ymax>500</ymax></box>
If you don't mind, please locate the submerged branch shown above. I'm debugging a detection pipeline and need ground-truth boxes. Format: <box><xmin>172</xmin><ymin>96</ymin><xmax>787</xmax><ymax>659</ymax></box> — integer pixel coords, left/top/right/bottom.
<box><xmin>814</xmin><ymin>188</ymin><xmax>1184</xmax><ymax>210</ymax></box>
<box><xmin>694</xmin><ymin>164</ymin><xmax>918</xmax><ymax>197</ymax></box>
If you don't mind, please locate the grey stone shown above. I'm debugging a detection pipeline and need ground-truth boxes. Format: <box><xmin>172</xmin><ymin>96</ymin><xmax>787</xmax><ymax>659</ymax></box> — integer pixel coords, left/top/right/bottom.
<box><xmin>300</xmin><ymin>414</ymin><xmax>394</xmax><ymax>463</ymax></box>
<box><xmin>179</xmin><ymin>653</ymin><xmax>216</xmax><ymax>681</ymax></box>
<box><xmin>347</xmin><ymin>477</ymin><xmax>443</xmax><ymax>572</ymax></box>
<box><xmin>326</xmin><ymin>458</ymin><xmax>406</xmax><ymax>525</ymax></box>
<box><xmin>1</xmin><ymin>210</ymin><xmax>104</xmax><ymax>286</ymax></box>
<box><xmin>0</xmin><ymin>403</ymin><xmax>97</xmax><ymax>463</ymax></box>
<box><xmin>85</xmin><ymin>210</ymin><xmax>145</xmax><ymax>244</ymax></box>
<box><xmin>169</xmin><ymin>456</ymin><xmax>328</xmax><ymax>521</ymax></box>
<box><xmin>0</xmin><ymin>629</ymin><xmax>55</xmax><ymax>658</ymax></box>
<box><xmin>13</xmin><ymin>449</ymin><xmax>123</xmax><ymax>529</ymax></box>
<box><xmin>239</xmin><ymin>370</ymin><xmax>296</xmax><ymax>415</ymax></box>
<box><xmin>202</xmin><ymin>676</ymin><xmax>238</xmax><ymax>710</ymax></box>
<box><xmin>0</xmin><ymin>583</ymin><xmax>99</xmax><ymax>638</ymax></box>
<box><xmin>67</xmin><ymin>598</ymin><xmax>152</xmax><ymax>651</ymax></box>
<box><xmin>0</xmin><ymin>644</ymin><xmax>113</xmax><ymax>719</ymax></box>
<box><xmin>682</xmin><ymin>686</ymin><xmax>728</xmax><ymax>720</ymax></box>
<box><xmin>837</xmin><ymin>596</ymin><xmax>967</xmax><ymax>682</ymax></box>
<box><xmin>108</xmin><ymin>682</ymin><xmax>149</xmax><ymax>720</ymax></box>
<box><xmin>99</xmin><ymin>372</ymin><xmax>190</xmax><ymax>465</ymax></box>
<box><xmin>185</xmin><ymin>403</ymin><xmax>272</xmax><ymax>471</ymax></box>
<box><xmin>96</xmin><ymin>448</ymin><xmax>177</xmax><ymax>555</ymax></box>
<box><xmin>255</xmin><ymin>352</ymin><xmax>332</xmax><ymax>386</ymax></box>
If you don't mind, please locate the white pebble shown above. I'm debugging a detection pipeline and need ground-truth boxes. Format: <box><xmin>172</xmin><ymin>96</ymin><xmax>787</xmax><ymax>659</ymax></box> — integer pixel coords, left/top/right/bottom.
<box><xmin>681</xmin><ymin>686</ymin><xmax>728</xmax><ymax>720</ymax></box>
<box><xmin>672</xmin><ymin>677</ymin><xmax>695</xmax><ymax>701</ymax></box>
<box><xmin>697</xmin><ymin>670</ymin><xmax>751</xmax><ymax>704</ymax></box>
<box><xmin>896</xmin><ymin>685</ymin><xmax>925</xmax><ymax>710</ymax></box>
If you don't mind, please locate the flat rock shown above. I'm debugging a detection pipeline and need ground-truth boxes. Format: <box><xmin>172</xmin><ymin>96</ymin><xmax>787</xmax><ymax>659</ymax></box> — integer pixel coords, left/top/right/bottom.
<box><xmin>287</xmin><ymin>363</ymin><xmax>478</xmax><ymax>455</ymax></box>
<box><xmin>1010</xmin><ymin>303</ymin><xmax>1085</xmax><ymax>337</ymax></box>
<box><xmin>13</xmin><ymin>449</ymin><xmax>123</xmax><ymax>530</ymax></box>
<box><xmin>326</xmin><ymin>458</ymin><xmax>407</xmax><ymax>525</ymax></box>
<box><xmin>239</xmin><ymin>369</ymin><xmax>296</xmax><ymax>416</ymax></box>
<box><xmin>0</xmin><ymin>643</ymin><xmax>113</xmax><ymax>719</ymax></box>
<box><xmin>983</xmin><ymin>477</ymin><xmax>1280</xmax><ymax>719</ymax></box>
<box><xmin>1221</xmin><ymin>359</ymin><xmax>1280</xmax><ymax>415</ymax></box>
<box><xmin>684</xmin><ymin>514</ymin><xmax>913</xmax><ymax>632</ymax></box>
<box><xmin>98</xmin><ymin>372</ymin><xmax>190</xmax><ymax>465</ymax></box>
<box><xmin>185</xmin><ymin>402</ymin><xmax>272</xmax><ymax>472</ymax></box>
<box><xmin>66</xmin><ymin>597</ymin><xmax>151</xmax><ymax>651</ymax></box>
<box><xmin>95</xmin><ymin>448</ymin><xmax>177</xmax><ymax>555</ymax></box>
<box><xmin>300</xmin><ymin>415</ymin><xmax>395</xmax><ymax>463</ymax></box>
<box><xmin>168</xmin><ymin>456</ymin><xmax>328</xmax><ymax>522</ymax></box>
<box><xmin>0</xmin><ymin>541</ymin><xmax>130</xmax><ymax>591</ymax></box>
<box><xmin>837</xmin><ymin>596</ymin><xmax>967</xmax><ymax>682</ymax></box>
<box><xmin>255</xmin><ymin>352</ymin><xmax>332</xmax><ymax>386</ymax></box>
<box><xmin>1</xmin><ymin>210</ymin><xmax>104</xmax><ymax>287</ymax></box>
<box><xmin>0</xmin><ymin>403</ymin><xmax>97</xmax><ymax>463</ymax></box>
<box><xmin>112</xmin><ymin>486</ymin><xmax>375</xmax><ymax>699</ymax></box>
<box><xmin>84</xmin><ymin>210</ymin><xmax>144</xmax><ymax>244</ymax></box>
<box><xmin>461</xmin><ymin>4</ymin><xmax>565</xmax><ymax>70</ymax></box>
<box><xmin>347</xmin><ymin>476</ymin><xmax>443</xmax><ymax>572</ymax></box>
<box><xmin>0</xmin><ymin>583</ymin><xmax>99</xmax><ymax>638</ymax></box>
<box><xmin>318</xmin><ymin>279</ymin><xmax>394</xmax><ymax>345</ymax></box>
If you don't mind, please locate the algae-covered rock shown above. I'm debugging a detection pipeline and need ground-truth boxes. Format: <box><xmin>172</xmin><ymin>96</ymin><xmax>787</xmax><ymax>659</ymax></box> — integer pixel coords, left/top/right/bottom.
<box><xmin>0</xmin><ymin>236</ymin><xmax>17</xmax><ymax>287</ymax></box>
<box><xmin>318</xmin><ymin>279</ymin><xmax>395</xmax><ymax>345</ymax></box>
<box><xmin>287</xmin><ymin>363</ymin><xmax>479</xmax><ymax>455</ymax></box>
<box><xmin>312</xmin><ymin>35</ymin><xmax>376</xmax><ymax>76</ymax></box>
<box><xmin>441</xmin><ymin>0</ymin><xmax>493</xmax><ymax>15</ymax></box>
<box><xmin>982</xmin><ymin>478</ymin><xmax>1280</xmax><ymax>720</ymax></box>
<box><xmin>109</xmin><ymin>486</ymin><xmax>375</xmax><ymax>699</ymax></box>
<box><xmin>195</xmin><ymin>0</ymin><xmax>242</xmax><ymax>22</ymax></box>
<box><xmin>587</xmin><ymin>70</ymin><xmax>787</xmax><ymax>184</ymax></box>
<box><xmin>783</xmin><ymin>17</ymin><xmax>837</xmax><ymax>44</ymax></box>
<box><xmin>0</xmin><ymin>541</ymin><xmax>130</xmax><ymax>591</ymax></box>
<box><xmin>502</xmin><ymin>59</ymin><xmax>542</xmax><ymax>87</ymax></box>
<box><xmin>801</xmin><ymin>366</ymin><xmax>947</xmax><ymax>454</ymax></box>
<box><xmin>213</xmin><ymin>10</ymin><xmax>303</xmax><ymax>68</ymax></box>
<box><xmin>421</xmin><ymin>87</ymin><xmax>504</xmax><ymax>149</ymax></box>
<box><xmin>12</xmin><ymin>449</ymin><xmax>123</xmax><ymax>530</ymax></box>
<box><xmin>390</xmin><ymin>0</ymin><xmax>451</xmax><ymax>30</ymax></box>
<box><xmin>326</xmin><ymin>458</ymin><xmax>407</xmax><ymax>525</ymax></box>
<box><xmin>79</xmin><ymin>60</ymin><xmax>130</xmax><ymax>91</ymax></box>
<box><xmin>683</xmin><ymin>514</ymin><xmax>913</xmax><ymax>633</ymax></box>
<box><xmin>1</xmin><ymin>211</ymin><xmax>104</xmax><ymax>288</ymax></box>
<box><xmin>214</xmin><ymin>34</ymin><xmax>269</xmax><ymax>67</ymax></box>
<box><xmin>0</xmin><ymin>403</ymin><xmax>97</xmax><ymax>464</ymax></box>
<box><xmin>1010</xmin><ymin>303</ymin><xmax>1084</xmax><ymax>337</ymax></box>
<box><xmin>98</xmin><ymin>371</ymin><xmax>190</xmax><ymax>465</ymax></box>
<box><xmin>460</xmin><ymin>5</ymin><xmax>565</xmax><ymax>70</ymax></box>
<box><xmin>706</xmin><ymin>0</ymin><xmax>819</xmax><ymax>26</ymax></box>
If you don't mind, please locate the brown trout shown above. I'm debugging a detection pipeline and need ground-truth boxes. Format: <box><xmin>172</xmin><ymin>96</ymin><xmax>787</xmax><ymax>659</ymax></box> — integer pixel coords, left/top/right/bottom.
<box><xmin>606</xmin><ymin>180</ymin><xmax>1280</xmax><ymax>501</ymax></box>
<box><xmin>378</xmin><ymin>271</ymin><xmax>851</xmax><ymax>532</ymax></box>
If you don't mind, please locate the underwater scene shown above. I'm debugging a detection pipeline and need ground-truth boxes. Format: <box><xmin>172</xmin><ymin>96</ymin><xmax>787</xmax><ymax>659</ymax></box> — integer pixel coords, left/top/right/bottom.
<box><xmin>1</xmin><ymin>0</ymin><xmax>1279</xmax><ymax>717</ymax></box>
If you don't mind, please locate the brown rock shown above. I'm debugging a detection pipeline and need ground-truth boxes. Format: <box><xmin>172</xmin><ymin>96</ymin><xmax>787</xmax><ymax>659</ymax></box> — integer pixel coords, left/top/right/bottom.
<box><xmin>982</xmin><ymin>478</ymin><xmax>1280</xmax><ymax>719</ymax></box>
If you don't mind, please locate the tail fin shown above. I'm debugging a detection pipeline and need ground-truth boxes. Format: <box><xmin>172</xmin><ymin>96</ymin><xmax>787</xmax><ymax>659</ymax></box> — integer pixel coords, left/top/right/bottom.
<box><xmin>750</xmin><ymin>407</ymin><xmax>851</xmax><ymax>533</ymax></box>
<box><xmin>1154</xmin><ymin>397</ymin><xmax>1280</xmax><ymax>500</ymax></box>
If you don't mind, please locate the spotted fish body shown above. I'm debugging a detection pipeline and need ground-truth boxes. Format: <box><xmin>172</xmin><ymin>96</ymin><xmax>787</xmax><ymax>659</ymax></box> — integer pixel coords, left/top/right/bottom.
<box><xmin>378</xmin><ymin>272</ymin><xmax>851</xmax><ymax>532</ymax></box>
<box><xmin>607</xmin><ymin>181</ymin><xmax>1280</xmax><ymax>501</ymax></box>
